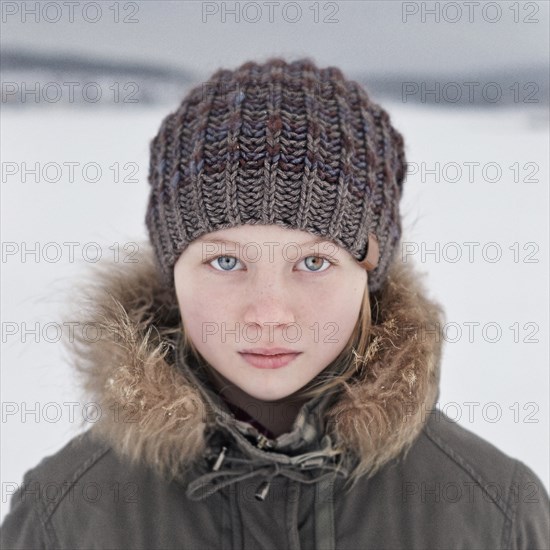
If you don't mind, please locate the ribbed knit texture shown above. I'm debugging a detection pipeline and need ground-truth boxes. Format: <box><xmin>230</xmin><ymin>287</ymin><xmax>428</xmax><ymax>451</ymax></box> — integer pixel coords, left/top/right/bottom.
<box><xmin>145</xmin><ymin>57</ymin><xmax>406</xmax><ymax>292</ymax></box>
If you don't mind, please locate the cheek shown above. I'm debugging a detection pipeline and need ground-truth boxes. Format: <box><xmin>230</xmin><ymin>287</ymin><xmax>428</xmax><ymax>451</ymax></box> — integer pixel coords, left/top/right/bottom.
<box><xmin>302</xmin><ymin>281</ymin><xmax>363</xmax><ymax>318</ymax></box>
<box><xmin>299</xmin><ymin>281</ymin><xmax>364</xmax><ymax>341</ymax></box>
<box><xmin>176</xmin><ymin>284</ymin><xmax>235</xmax><ymax>345</ymax></box>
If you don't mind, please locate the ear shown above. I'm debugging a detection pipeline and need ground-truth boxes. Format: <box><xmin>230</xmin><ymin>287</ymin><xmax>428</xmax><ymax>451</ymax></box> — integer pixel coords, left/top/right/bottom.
<box><xmin>358</xmin><ymin>234</ymin><xmax>379</xmax><ymax>271</ymax></box>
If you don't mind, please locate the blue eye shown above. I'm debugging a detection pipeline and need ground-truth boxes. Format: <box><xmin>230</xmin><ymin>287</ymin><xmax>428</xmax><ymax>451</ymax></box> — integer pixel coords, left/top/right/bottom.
<box><xmin>300</xmin><ymin>256</ymin><xmax>331</xmax><ymax>272</ymax></box>
<box><xmin>209</xmin><ymin>256</ymin><xmax>241</xmax><ymax>271</ymax></box>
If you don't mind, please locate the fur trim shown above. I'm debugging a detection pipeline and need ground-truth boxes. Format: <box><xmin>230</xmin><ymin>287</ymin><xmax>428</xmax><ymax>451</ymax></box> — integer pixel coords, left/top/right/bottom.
<box><xmin>63</xmin><ymin>240</ymin><xmax>444</xmax><ymax>483</ymax></box>
<box><xmin>328</xmin><ymin>256</ymin><xmax>445</xmax><ymax>484</ymax></box>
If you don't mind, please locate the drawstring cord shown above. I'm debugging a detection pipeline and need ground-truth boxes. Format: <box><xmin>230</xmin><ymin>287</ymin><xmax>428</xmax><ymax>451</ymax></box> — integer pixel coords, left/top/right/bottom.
<box><xmin>185</xmin><ymin>440</ymin><xmax>349</xmax><ymax>502</ymax></box>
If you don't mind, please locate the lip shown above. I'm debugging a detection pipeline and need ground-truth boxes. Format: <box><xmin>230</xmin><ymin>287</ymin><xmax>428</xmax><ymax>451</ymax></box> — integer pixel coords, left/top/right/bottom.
<box><xmin>239</xmin><ymin>347</ymin><xmax>299</xmax><ymax>356</ymax></box>
<box><xmin>239</xmin><ymin>351</ymin><xmax>301</xmax><ymax>370</ymax></box>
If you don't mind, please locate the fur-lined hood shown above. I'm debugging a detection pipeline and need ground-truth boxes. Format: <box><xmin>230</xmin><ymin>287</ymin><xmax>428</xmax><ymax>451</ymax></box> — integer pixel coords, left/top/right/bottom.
<box><xmin>64</xmin><ymin>240</ymin><xmax>445</xmax><ymax>496</ymax></box>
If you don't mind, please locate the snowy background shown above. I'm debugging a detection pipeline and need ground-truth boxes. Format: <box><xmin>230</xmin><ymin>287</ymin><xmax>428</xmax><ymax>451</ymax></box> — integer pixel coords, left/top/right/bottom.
<box><xmin>1</xmin><ymin>0</ymin><xmax>549</xmax><ymax>521</ymax></box>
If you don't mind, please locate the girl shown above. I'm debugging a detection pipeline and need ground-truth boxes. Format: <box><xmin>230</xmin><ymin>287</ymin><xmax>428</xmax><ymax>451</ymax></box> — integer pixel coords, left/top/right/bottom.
<box><xmin>2</xmin><ymin>57</ymin><xmax>549</xmax><ymax>550</ymax></box>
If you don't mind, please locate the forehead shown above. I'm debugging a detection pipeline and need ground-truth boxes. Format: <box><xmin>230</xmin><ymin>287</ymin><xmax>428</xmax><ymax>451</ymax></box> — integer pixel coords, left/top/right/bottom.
<box><xmin>194</xmin><ymin>225</ymin><xmax>334</xmax><ymax>247</ymax></box>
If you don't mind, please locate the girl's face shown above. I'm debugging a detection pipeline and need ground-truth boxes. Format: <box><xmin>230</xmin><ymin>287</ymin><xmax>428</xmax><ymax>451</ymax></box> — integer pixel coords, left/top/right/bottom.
<box><xmin>174</xmin><ymin>224</ymin><xmax>367</xmax><ymax>402</ymax></box>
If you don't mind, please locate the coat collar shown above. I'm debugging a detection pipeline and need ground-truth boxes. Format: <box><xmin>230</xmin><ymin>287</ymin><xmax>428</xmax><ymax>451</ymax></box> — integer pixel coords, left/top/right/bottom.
<box><xmin>67</xmin><ymin>240</ymin><xmax>444</xmax><ymax>492</ymax></box>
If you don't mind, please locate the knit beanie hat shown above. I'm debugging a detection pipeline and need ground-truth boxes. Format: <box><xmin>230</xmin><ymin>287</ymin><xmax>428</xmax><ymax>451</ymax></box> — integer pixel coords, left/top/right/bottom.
<box><xmin>145</xmin><ymin>57</ymin><xmax>406</xmax><ymax>293</ymax></box>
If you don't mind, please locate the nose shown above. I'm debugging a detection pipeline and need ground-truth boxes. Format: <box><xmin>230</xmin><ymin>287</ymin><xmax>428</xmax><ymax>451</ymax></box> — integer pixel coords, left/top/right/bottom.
<box><xmin>242</xmin><ymin>277</ymin><xmax>296</xmax><ymax>329</ymax></box>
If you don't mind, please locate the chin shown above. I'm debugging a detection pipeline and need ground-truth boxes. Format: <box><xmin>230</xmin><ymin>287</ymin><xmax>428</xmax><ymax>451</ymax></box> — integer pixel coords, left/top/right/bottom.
<box><xmin>245</xmin><ymin>384</ymin><xmax>297</xmax><ymax>403</ymax></box>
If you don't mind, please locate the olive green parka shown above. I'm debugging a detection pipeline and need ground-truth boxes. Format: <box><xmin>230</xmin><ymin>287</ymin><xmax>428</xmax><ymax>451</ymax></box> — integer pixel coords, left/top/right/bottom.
<box><xmin>2</xmin><ymin>243</ymin><xmax>549</xmax><ymax>549</ymax></box>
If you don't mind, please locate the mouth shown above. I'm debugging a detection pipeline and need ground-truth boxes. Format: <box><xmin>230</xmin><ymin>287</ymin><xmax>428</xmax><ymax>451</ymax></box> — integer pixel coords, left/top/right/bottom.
<box><xmin>238</xmin><ymin>352</ymin><xmax>302</xmax><ymax>370</ymax></box>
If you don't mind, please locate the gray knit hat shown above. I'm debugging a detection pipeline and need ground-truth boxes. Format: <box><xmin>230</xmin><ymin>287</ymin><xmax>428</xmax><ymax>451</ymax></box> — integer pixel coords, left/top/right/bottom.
<box><xmin>145</xmin><ymin>57</ymin><xmax>406</xmax><ymax>293</ymax></box>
